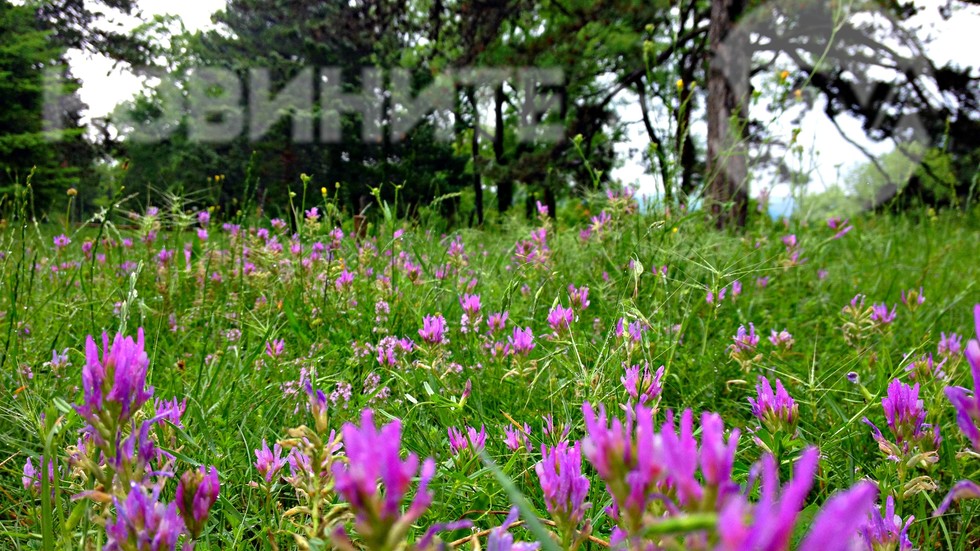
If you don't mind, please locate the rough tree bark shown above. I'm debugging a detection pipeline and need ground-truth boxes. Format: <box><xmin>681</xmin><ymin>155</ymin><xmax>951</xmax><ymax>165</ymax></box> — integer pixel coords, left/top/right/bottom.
<box><xmin>706</xmin><ymin>0</ymin><xmax>750</xmax><ymax>228</ymax></box>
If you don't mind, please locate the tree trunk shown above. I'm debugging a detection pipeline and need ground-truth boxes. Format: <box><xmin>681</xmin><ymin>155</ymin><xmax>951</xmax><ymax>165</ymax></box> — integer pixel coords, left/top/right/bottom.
<box><xmin>494</xmin><ymin>84</ymin><xmax>513</xmax><ymax>213</ymax></box>
<box><xmin>707</xmin><ymin>0</ymin><xmax>750</xmax><ymax>229</ymax></box>
<box><xmin>467</xmin><ymin>89</ymin><xmax>484</xmax><ymax>226</ymax></box>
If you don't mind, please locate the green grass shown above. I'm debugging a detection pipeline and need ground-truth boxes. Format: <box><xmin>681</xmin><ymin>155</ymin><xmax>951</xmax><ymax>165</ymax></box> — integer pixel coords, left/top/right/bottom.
<box><xmin>1</xmin><ymin>192</ymin><xmax>979</xmax><ymax>549</ymax></box>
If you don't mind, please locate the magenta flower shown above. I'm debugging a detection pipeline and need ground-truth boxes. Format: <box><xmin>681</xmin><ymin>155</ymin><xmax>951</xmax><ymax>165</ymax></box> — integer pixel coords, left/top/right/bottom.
<box><xmin>547</xmin><ymin>305</ymin><xmax>574</xmax><ymax>334</ymax></box>
<box><xmin>568</xmin><ymin>285</ymin><xmax>590</xmax><ymax>310</ymax></box>
<box><xmin>749</xmin><ymin>376</ymin><xmax>799</xmax><ymax>434</ymax></box>
<box><xmin>105</xmin><ymin>484</ymin><xmax>185</xmax><ymax>551</ymax></box>
<box><xmin>22</xmin><ymin>456</ymin><xmax>55</xmax><ymax>494</ymax></box>
<box><xmin>75</xmin><ymin>329</ymin><xmax>153</xmax><ymax>434</ymax></box>
<box><xmin>53</xmin><ymin>234</ymin><xmax>71</xmax><ymax>249</ymax></box>
<box><xmin>864</xmin><ymin>379</ymin><xmax>940</xmax><ymax>462</ymax></box>
<box><xmin>459</xmin><ymin>294</ymin><xmax>481</xmax><ymax>316</ymax></box>
<box><xmin>581</xmin><ymin>402</ymin><xmax>662</xmax><ymax>532</ymax></box>
<box><xmin>254</xmin><ymin>439</ymin><xmax>285</xmax><ymax>482</ymax></box>
<box><xmin>944</xmin><ymin>304</ymin><xmax>980</xmax><ymax>452</ymax></box>
<box><xmin>487</xmin><ymin>508</ymin><xmax>541</xmax><ymax>551</ymax></box>
<box><xmin>797</xmin><ymin>482</ymin><xmax>878</xmax><ymax>551</ymax></box>
<box><xmin>870</xmin><ymin>303</ymin><xmax>897</xmax><ymax>326</ymax></box>
<box><xmin>332</xmin><ymin>409</ymin><xmax>435</xmax><ymax>545</ymax></box>
<box><xmin>265</xmin><ymin>338</ymin><xmax>285</xmax><ymax>358</ymax></box>
<box><xmin>535</xmin><ymin>441</ymin><xmax>591</xmax><ymax>529</ymax></box>
<box><xmin>827</xmin><ymin>216</ymin><xmax>854</xmax><ymax>239</ymax></box>
<box><xmin>900</xmin><ymin>287</ymin><xmax>925</xmax><ymax>309</ymax></box>
<box><xmin>860</xmin><ymin>495</ymin><xmax>913</xmax><ymax>550</ymax></box>
<box><xmin>487</xmin><ymin>311</ymin><xmax>509</xmax><ymax>334</ymax></box>
<box><xmin>448</xmin><ymin>425</ymin><xmax>486</xmax><ymax>455</ymax></box>
<box><xmin>731</xmin><ymin>279</ymin><xmax>742</xmax><ymax>298</ymax></box>
<box><xmin>621</xmin><ymin>362</ymin><xmax>664</xmax><ymax>407</ymax></box>
<box><xmin>335</xmin><ymin>269</ymin><xmax>355</xmax><ymax>291</ymax></box>
<box><xmin>508</xmin><ymin>326</ymin><xmax>535</xmax><ymax>355</ymax></box>
<box><xmin>756</xmin><ymin>276</ymin><xmax>770</xmax><ymax>288</ymax></box>
<box><xmin>729</xmin><ymin>323</ymin><xmax>760</xmax><ymax>353</ymax></box>
<box><xmin>717</xmin><ymin>448</ymin><xmax>828</xmax><ymax>551</ymax></box>
<box><xmin>419</xmin><ymin>314</ymin><xmax>448</xmax><ymax>345</ymax></box>
<box><xmin>768</xmin><ymin>329</ymin><xmax>794</xmax><ymax>350</ymax></box>
<box><xmin>503</xmin><ymin>423</ymin><xmax>531</xmax><ymax>452</ymax></box>
<box><xmin>176</xmin><ymin>466</ymin><xmax>220</xmax><ymax>538</ymax></box>
<box><xmin>938</xmin><ymin>332</ymin><xmax>963</xmax><ymax>358</ymax></box>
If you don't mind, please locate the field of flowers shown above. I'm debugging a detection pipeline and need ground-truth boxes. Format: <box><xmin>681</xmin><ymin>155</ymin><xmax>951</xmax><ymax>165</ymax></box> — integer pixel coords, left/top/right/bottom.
<box><xmin>2</xmin><ymin>189</ymin><xmax>980</xmax><ymax>550</ymax></box>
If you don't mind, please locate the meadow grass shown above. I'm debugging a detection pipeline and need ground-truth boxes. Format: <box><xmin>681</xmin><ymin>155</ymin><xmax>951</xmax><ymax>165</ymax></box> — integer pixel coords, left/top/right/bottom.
<box><xmin>1</xmin><ymin>191</ymin><xmax>979</xmax><ymax>549</ymax></box>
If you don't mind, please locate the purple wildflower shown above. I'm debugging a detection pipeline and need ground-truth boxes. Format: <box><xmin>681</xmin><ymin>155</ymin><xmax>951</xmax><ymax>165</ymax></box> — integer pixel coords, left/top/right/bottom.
<box><xmin>504</xmin><ymin>423</ymin><xmax>531</xmax><ymax>452</ymax></box>
<box><xmin>254</xmin><ymin>439</ymin><xmax>285</xmax><ymax>482</ymax></box>
<box><xmin>448</xmin><ymin>425</ymin><xmax>486</xmax><ymax>455</ymax></box>
<box><xmin>53</xmin><ymin>234</ymin><xmax>71</xmax><ymax>249</ymax></box>
<box><xmin>797</xmin><ymin>482</ymin><xmax>879</xmax><ymax>551</ymax></box>
<box><xmin>860</xmin><ymin>495</ymin><xmax>914</xmax><ymax>550</ymax></box>
<box><xmin>944</xmin><ymin>304</ymin><xmax>980</xmax><ymax>452</ymax></box>
<box><xmin>332</xmin><ymin>409</ymin><xmax>435</xmax><ymax>543</ymax></box>
<box><xmin>508</xmin><ymin>327</ymin><xmax>535</xmax><ymax>356</ymax></box>
<box><xmin>175</xmin><ymin>466</ymin><xmax>220</xmax><ymax>538</ymax></box>
<box><xmin>547</xmin><ymin>305</ymin><xmax>574</xmax><ymax>334</ymax></box>
<box><xmin>265</xmin><ymin>338</ymin><xmax>285</xmax><ymax>359</ymax></box>
<box><xmin>870</xmin><ymin>303</ymin><xmax>897</xmax><ymax>326</ymax></box>
<box><xmin>749</xmin><ymin>376</ymin><xmax>799</xmax><ymax>434</ymax></box>
<box><xmin>419</xmin><ymin>314</ymin><xmax>448</xmax><ymax>345</ymax></box>
<box><xmin>827</xmin><ymin>216</ymin><xmax>854</xmax><ymax>239</ymax></box>
<box><xmin>864</xmin><ymin>379</ymin><xmax>940</xmax><ymax>461</ymax></box>
<box><xmin>487</xmin><ymin>508</ymin><xmax>541</xmax><ymax>551</ymax></box>
<box><xmin>768</xmin><ymin>329</ymin><xmax>795</xmax><ymax>350</ymax></box>
<box><xmin>621</xmin><ymin>362</ymin><xmax>664</xmax><ymax>407</ymax></box>
<box><xmin>730</xmin><ymin>323</ymin><xmax>760</xmax><ymax>353</ymax></box>
<box><xmin>535</xmin><ymin>441</ymin><xmax>591</xmax><ymax>528</ymax></box>
<box><xmin>75</xmin><ymin>329</ymin><xmax>153</xmax><ymax>434</ymax></box>
<box><xmin>22</xmin><ymin>456</ymin><xmax>55</xmax><ymax>494</ymax></box>
<box><xmin>105</xmin><ymin>484</ymin><xmax>185</xmax><ymax>551</ymax></box>
<box><xmin>568</xmin><ymin>285</ymin><xmax>590</xmax><ymax>310</ymax></box>
<box><xmin>938</xmin><ymin>332</ymin><xmax>963</xmax><ymax>358</ymax></box>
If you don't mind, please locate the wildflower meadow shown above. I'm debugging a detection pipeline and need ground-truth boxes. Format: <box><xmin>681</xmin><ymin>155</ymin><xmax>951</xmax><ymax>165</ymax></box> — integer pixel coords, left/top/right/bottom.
<box><xmin>2</xmin><ymin>186</ymin><xmax>979</xmax><ymax>550</ymax></box>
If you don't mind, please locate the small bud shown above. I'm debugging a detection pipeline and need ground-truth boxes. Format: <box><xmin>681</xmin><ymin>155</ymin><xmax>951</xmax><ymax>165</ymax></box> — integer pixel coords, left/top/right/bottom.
<box><xmin>67</xmin><ymin>187</ymin><xmax>77</xmax><ymax>197</ymax></box>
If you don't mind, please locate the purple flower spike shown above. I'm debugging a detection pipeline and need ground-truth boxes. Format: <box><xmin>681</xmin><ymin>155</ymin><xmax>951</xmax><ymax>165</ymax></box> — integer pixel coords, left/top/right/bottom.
<box><xmin>75</xmin><ymin>328</ymin><xmax>153</xmax><ymax>433</ymax></box>
<box><xmin>333</xmin><ymin>409</ymin><xmax>436</xmax><ymax>543</ymax></box>
<box><xmin>749</xmin><ymin>376</ymin><xmax>799</xmax><ymax>434</ymax></box>
<box><xmin>882</xmin><ymin>379</ymin><xmax>928</xmax><ymax>445</ymax></box>
<box><xmin>729</xmin><ymin>323</ymin><xmax>759</xmax><ymax>353</ymax></box>
<box><xmin>660</xmin><ymin>409</ymin><xmax>703</xmax><ymax>506</ymax></box>
<box><xmin>254</xmin><ymin>439</ymin><xmax>285</xmax><ymax>482</ymax></box>
<box><xmin>419</xmin><ymin>314</ymin><xmax>448</xmax><ymax>345</ymax></box>
<box><xmin>547</xmin><ymin>305</ymin><xmax>574</xmax><ymax>334</ymax></box>
<box><xmin>487</xmin><ymin>508</ymin><xmax>541</xmax><ymax>551</ymax></box>
<box><xmin>448</xmin><ymin>425</ymin><xmax>486</xmax><ymax>455</ymax></box>
<box><xmin>716</xmin><ymin>448</ymin><xmax>819</xmax><ymax>551</ymax></box>
<box><xmin>105</xmin><ymin>484</ymin><xmax>185</xmax><ymax>551</ymax></box>
<box><xmin>944</xmin><ymin>304</ymin><xmax>980</xmax><ymax>452</ymax></box>
<box><xmin>508</xmin><ymin>326</ymin><xmax>535</xmax><ymax>356</ymax></box>
<box><xmin>699</xmin><ymin>412</ymin><xmax>740</xmax><ymax>500</ymax></box>
<box><xmin>535</xmin><ymin>441</ymin><xmax>591</xmax><ymax>528</ymax></box>
<box><xmin>870</xmin><ymin>303</ymin><xmax>897</xmax><ymax>326</ymax></box>
<box><xmin>798</xmin><ymin>481</ymin><xmax>878</xmax><ymax>551</ymax></box>
<box><xmin>861</xmin><ymin>495</ymin><xmax>914</xmax><ymax>550</ymax></box>
<box><xmin>176</xmin><ymin>466</ymin><xmax>220</xmax><ymax>538</ymax></box>
<box><xmin>621</xmin><ymin>362</ymin><xmax>665</xmax><ymax>407</ymax></box>
<box><xmin>934</xmin><ymin>479</ymin><xmax>980</xmax><ymax>516</ymax></box>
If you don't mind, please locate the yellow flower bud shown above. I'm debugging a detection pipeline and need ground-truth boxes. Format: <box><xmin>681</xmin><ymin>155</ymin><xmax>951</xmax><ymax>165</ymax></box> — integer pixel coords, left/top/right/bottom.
<box><xmin>67</xmin><ymin>188</ymin><xmax>77</xmax><ymax>197</ymax></box>
<box><xmin>321</xmin><ymin>187</ymin><xmax>327</xmax><ymax>196</ymax></box>
<box><xmin>794</xmin><ymin>89</ymin><xmax>802</xmax><ymax>100</ymax></box>
<box><xmin>779</xmin><ymin>70</ymin><xmax>790</xmax><ymax>82</ymax></box>
<box><xmin>676</xmin><ymin>79</ymin><xmax>684</xmax><ymax>91</ymax></box>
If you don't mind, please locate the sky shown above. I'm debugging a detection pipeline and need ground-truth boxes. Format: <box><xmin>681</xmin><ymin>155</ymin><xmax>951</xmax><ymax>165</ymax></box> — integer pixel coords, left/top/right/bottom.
<box><xmin>58</xmin><ymin>0</ymin><xmax>980</xmax><ymax>203</ymax></box>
